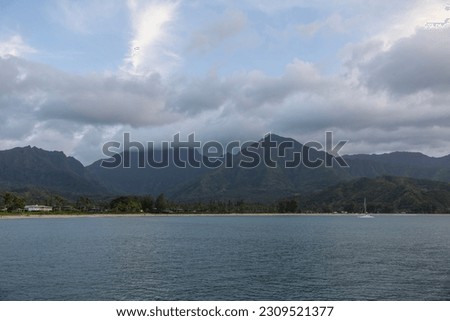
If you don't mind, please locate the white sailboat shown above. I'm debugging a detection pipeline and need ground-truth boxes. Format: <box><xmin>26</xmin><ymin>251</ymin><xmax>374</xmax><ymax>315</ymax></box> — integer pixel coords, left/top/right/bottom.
<box><xmin>358</xmin><ymin>197</ymin><xmax>374</xmax><ymax>218</ymax></box>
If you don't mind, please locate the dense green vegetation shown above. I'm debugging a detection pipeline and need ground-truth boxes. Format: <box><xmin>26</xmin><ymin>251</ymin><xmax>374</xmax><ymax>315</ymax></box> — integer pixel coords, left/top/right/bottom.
<box><xmin>1</xmin><ymin>192</ymin><xmax>25</xmax><ymax>211</ymax></box>
<box><xmin>2</xmin><ymin>176</ymin><xmax>450</xmax><ymax>215</ymax></box>
<box><xmin>298</xmin><ymin>176</ymin><xmax>450</xmax><ymax>214</ymax></box>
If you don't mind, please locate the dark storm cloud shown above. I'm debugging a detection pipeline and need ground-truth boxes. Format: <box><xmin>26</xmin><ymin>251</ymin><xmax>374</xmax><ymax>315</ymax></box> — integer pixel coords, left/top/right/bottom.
<box><xmin>360</xmin><ymin>28</ymin><xmax>450</xmax><ymax>95</ymax></box>
<box><xmin>166</xmin><ymin>75</ymin><xmax>232</xmax><ymax>115</ymax></box>
<box><xmin>0</xmin><ymin>56</ymin><xmax>178</xmax><ymax>127</ymax></box>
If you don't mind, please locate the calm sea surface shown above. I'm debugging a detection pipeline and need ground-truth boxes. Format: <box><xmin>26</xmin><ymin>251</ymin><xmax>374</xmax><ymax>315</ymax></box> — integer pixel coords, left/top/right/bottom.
<box><xmin>0</xmin><ymin>215</ymin><xmax>449</xmax><ymax>300</ymax></box>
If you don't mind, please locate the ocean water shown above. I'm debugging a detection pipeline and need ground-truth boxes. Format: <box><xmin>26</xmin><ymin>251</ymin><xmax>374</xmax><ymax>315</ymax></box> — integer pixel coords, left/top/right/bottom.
<box><xmin>0</xmin><ymin>215</ymin><xmax>449</xmax><ymax>301</ymax></box>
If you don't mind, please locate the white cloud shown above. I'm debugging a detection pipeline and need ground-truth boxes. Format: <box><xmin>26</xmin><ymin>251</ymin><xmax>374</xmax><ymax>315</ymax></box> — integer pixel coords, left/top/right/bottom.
<box><xmin>123</xmin><ymin>0</ymin><xmax>180</xmax><ymax>77</ymax></box>
<box><xmin>0</xmin><ymin>35</ymin><xmax>36</xmax><ymax>58</ymax></box>
<box><xmin>372</xmin><ymin>0</ymin><xmax>448</xmax><ymax>49</ymax></box>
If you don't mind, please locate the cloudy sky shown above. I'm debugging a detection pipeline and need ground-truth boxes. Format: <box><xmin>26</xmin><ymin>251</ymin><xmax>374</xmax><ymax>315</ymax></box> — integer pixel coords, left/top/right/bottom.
<box><xmin>1</xmin><ymin>0</ymin><xmax>450</xmax><ymax>164</ymax></box>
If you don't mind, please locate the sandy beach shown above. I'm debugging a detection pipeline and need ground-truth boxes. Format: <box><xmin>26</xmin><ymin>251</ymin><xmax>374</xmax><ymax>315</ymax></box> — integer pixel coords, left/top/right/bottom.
<box><xmin>0</xmin><ymin>213</ymin><xmax>330</xmax><ymax>219</ymax></box>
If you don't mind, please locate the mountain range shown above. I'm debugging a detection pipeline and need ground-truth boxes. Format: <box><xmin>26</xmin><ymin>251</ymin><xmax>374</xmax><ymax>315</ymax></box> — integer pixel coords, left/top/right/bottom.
<box><xmin>2</xmin><ymin>134</ymin><xmax>450</xmax><ymax>205</ymax></box>
<box><xmin>0</xmin><ymin>146</ymin><xmax>108</xmax><ymax>198</ymax></box>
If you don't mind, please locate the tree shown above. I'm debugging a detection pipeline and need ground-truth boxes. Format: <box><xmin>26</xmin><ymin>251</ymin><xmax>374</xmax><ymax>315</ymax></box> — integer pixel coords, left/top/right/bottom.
<box><xmin>155</xmin><ymin>193</ymin><xmax>167</xmax><ymax>213</ymax></box>
<box><xmin>285</xmin><ymin>200</ymin><xmax>298</xmax><ymax>213</ymax></box>
<box><xmin>46</xmin><ymin>195</ymin><xmax>68</xmax><ymax>209</ymax></box>
<box><xmin>343</xmin><ymin>202</ymin><xmax>356</xmax><ymax>213</ymax></box>
<box><xmin>277</xmin><ymin>199</ymin><xmax>297</xmax><ymax>213</ymax></box>
<box><xmin>235</xmin><ymin>199</ymin><xmax>245</xmax><ymax>213</ymax></box>
<box><xmin>3</xmin><ymin>193</ymin><xmax>25</xmax><ymax>211</ymax></box>
<box><xmin>140</xmin><ymin>195</ymin><xmax>154</xmax><ymax>212</ymax></box>
<box><xmin>76</xmin><ymin>196</ymin><xmax>92</xmax><ymax>211</ymax></box>
<box><xmin>277</xmin><ymin>200</ymin><xmax>286</xmax><ymax>213</ymax></box>
<box><xmin>110</xmin><ymin>196</ymin><xmax>142</xmax><ymax>213</ymax></box>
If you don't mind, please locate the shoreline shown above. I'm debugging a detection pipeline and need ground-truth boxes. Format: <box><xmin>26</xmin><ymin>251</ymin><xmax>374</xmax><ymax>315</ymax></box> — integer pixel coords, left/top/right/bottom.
<box><xmin>0</xmin><ymin>212</ymin><xmax>444</xmax><ymax>220</ymax></box>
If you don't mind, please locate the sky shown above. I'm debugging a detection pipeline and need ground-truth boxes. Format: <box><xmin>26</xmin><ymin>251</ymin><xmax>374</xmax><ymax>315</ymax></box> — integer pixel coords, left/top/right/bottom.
<box><xmin>1</xmin><ymin>0</ymin><xmax>450</xmax><ymax>164</ymax></box>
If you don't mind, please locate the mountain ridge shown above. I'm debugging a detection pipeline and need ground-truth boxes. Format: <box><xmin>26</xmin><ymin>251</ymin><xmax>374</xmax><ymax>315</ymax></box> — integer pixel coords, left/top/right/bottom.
<box><xmin>1</xmin><ymin>135</ymin><xmax>450</xmax><ymax>202</ymax></box>
<box><xmin>0</xmin><ymin>145</ymin><xmax>108</xmax><ymax>199</ymax></box>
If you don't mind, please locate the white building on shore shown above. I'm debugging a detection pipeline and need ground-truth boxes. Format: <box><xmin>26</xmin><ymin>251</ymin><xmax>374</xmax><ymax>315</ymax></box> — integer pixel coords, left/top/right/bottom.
<box><xmin>24</xmin><ymin>205</ymin><xmax>53</xmax><ymax>212</ymax></box>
